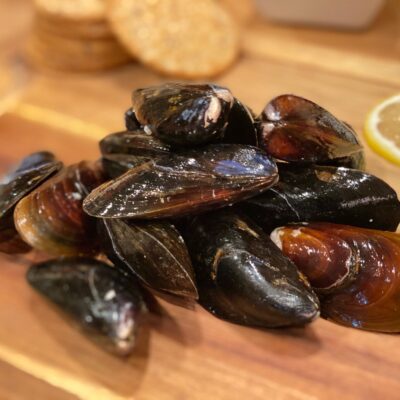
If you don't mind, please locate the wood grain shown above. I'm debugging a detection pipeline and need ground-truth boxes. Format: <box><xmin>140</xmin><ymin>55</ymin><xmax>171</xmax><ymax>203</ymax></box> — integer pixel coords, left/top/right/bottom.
<box><xmin>0</xmin><ymin>0</ymin><xmax>400</xmax><ymax>398</ymax></box>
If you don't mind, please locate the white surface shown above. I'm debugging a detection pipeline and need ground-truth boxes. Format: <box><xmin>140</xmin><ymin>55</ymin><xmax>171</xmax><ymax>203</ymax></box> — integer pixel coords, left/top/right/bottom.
<box><xmin>255</xmin><ymin>0</ymin><xmax>386</xmax><ymax>29</ymax></box>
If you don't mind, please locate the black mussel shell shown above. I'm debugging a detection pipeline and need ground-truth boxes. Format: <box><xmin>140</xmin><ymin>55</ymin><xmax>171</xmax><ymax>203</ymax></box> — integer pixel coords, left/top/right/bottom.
<box><xmin>0</xmin><ymin>156</ymin><xmax>62</xmax><ymax>228</ymax></box>
<box><xmin>124</xmin><ymin>108</ymin><xmax>141</xmax><ymax>131</ymax></box>
<box><xmin>27</xmin><ymin>257</ymin><xmax>147</xmax><ymax>356</ymax></box>
<box><xmin>132</xmin><ymin>83</ymin><xmax>234</xmax><ymax>147</ymax></box>
<box><xmin>223</xmin><ymin>98</ymin><xmax>258</xmax><ymax>146</ymax></box>
<box><xmin>0</xmin><ymin>215</ymin><xmax>31</xmax><ymax>254</ymax></box>
<box><xmin>102</xmin><ymin>154</ymin><xmax>148</xmax><ymax>179</ymax></box>
<box><xmin>258</xmin><ymin>94</ymin><xmax>362</xmax><ymax>163</ymax></box>
<box><xmin>183</xmin><ymin>210</ymin><xmax>320</xmax><ymax>327</ymax></box>
<box><xmin>100</xmin><ymin>219</ymin><xmax>198</xmax><ymax>301</ymax></box>
<box><xmin>100</xmin><ymin>130</ymin><xmax>171</xmax><ymax>157</ymax></box>
<box><xmin>83</xmin><ymin>144</ymin><xmax>278</xmax><ymax>219</ymax></box>
<box><xmin>239</xmin><ymin>164</ymin><xmax>400</xmax><ymax>232</ymax></box>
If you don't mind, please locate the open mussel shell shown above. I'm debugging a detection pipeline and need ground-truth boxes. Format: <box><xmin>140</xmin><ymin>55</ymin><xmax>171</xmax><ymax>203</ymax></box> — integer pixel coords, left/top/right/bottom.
<box><xmin>100</xmin><ymin>219</ymin><xmax>198</xmax><ymax>301</ymax></box>
<box><xmin>124</xmin><ymin>108</ymin><xmax>141</xmax><ymax>131</ymax></box>
<box><xmin>223</xmin><ymin>98</ymin><xmax>258</xmax><ymax>146</ymax></box>
<box><xmin>183</xmin><ymin>210</ymin><xmax>320</xmax><ymax>328</ymax></box>
<box><xmin>14</xmin><ymin>161</ymin><xmax>105</xmax><ymax>256</ymax></box>
<box><xmin>239</xmin><ymin>165</ymin><xmax>400</xmax><ymax>232</ymax></box>
<box><xmin>258</xmin><ymin>94</ymin><xmax>362</xmax><ymax>163</ymax></box>
<box><xmin>132</xmin><ymin>83</ymin><xmax>234</xmax><ymax>147</ymax></box>
<box><xmin>271</xmin><ymin>223</ymin><xmax>400</xmax><ymax>332</ymax></box>
<box><xmin>83</xmin><ymin>144</ymin><xmax>278</xmax><ymax>219</ymax></box>
<box><xmin>27</xmin><ymin>257</ymin><xmax>147</xmax><ymax>356</ymax></box>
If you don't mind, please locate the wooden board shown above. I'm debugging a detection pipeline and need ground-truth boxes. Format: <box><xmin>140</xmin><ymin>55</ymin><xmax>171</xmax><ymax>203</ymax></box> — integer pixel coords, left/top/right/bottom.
<box><xmin>1</xmin><ymin>0</ymin><xmax>400</xmax><ymax>399</ymax></box>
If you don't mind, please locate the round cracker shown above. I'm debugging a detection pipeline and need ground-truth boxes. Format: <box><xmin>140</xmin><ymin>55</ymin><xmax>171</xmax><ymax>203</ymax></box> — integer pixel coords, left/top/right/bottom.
<box><xmin>107</xmin><ymin>0</ymin><xmax>239</xmax><ymax>78</ymax></box>
<box><xmin>34</xmin><ymin>0</ymin><xmax>106</xmax><ymax>22</ymax></box>
<box><xmin>28</xmin><ymin>31</ymin><xmax>131</xmax><ymax>71</ymax></box>
<box><xmin>35</xmin><ymin>12</ymin><xmax>113</xmax><ymax>39</ymax></box>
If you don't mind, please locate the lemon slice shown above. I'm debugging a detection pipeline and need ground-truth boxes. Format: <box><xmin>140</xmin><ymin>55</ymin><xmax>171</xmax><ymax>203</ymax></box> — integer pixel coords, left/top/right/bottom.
<box><xmin>364</xmin><ymin>94</ymin><xmax>400</xmax><ymax>166</ymax></box>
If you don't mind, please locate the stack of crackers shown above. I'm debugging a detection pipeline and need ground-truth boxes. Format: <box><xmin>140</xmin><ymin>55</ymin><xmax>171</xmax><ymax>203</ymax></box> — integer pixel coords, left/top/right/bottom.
<box><xmin>28</xmin><ymin>0</ymin><xmax>255</xmax><ymax>78</ymax></box>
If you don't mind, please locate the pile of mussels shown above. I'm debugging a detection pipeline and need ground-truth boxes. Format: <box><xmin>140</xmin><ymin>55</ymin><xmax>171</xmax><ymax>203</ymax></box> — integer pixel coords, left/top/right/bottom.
<box><xmin>2</xmin><ymin>83</ymin><xmax>400</xmax><ymax>356</ymax></box>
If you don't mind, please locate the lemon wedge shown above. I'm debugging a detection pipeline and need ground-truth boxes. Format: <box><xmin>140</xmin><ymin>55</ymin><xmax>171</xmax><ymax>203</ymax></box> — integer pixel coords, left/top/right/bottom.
<box><xmin>364</xmin><ymin>94</ymin><xmax>400</xmax><ymax>166</ymax></box>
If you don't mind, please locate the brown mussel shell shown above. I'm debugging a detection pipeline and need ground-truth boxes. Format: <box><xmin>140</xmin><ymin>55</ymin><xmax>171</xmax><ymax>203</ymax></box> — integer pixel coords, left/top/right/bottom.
<box><xmin>239</xmin><ymin>164</ymin><xmax>400</xmax><ymax>233</ymax></box>
<box><xmin>183</xmin><ymin>210</ymin><xmax>320</xmax><ymax>327</ymax></box>
<box><xmin>258</xmin><ymin>94</ymin><xmax>363</xmax><ymax>163</ymax></box>
<box><xmin>27</xmin><ymin>257</ymin><xmax>147</xmax><ymax>356</ymax></box>
<box><xmin>124</xmin><ymin>108</ymin><xmax>141</xmax><ymax>131</ymax></box>
<box><xmin>132</xmin><ymin>83</ymin><xmax>234</xmax><ymax>147</ymax></box>
<box><xmin>272</xmin><ymin>223</ymin><xmax>400</xmax><ymax>332</ymax></box>
<box><xmin>0</xmin><ymin>153</ymin><xmax>62</xmax><ymax>253</ymax></box>
<box><xmin>223</xmin><ymin>98</ymin><xmax>258</xmax><ymax>146</ymax></box>
<box><xmin>100</xmin><ymin>219</ymin><xmax>198</xmax><ymax>301</ymax></box>
<box><xmin>14</xmin><ymin>161</ymin><xmax>104</xmax><ymax>256</ymax></box>
<box><xmin>0</xmin><ymin>215</ymin><xmax>31</xmax><ymax>254</ymax></box>
<box><xmin>83</xmin><ymin>144</ymin><xmax>278</xmax><ymax>219</ymax></box>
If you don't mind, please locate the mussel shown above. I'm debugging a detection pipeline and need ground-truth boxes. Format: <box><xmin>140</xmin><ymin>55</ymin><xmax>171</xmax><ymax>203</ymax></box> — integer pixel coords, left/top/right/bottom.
<box><xmin>271</xmin><ymin>223</ymin><xmax>400</xmax><ymax>332</ymax></box>
<box><xmin>100</xmin><ymin>219</ymin><xmax>198</xmax><ymax>301</ymax></box>
<box><xmin>258</xmin><ymin>94</ymin><xmax>363</xmax><ymax>164</ymax></box>
<box><xmin>27</xmin><ymin>257</ymin><xmax>147</xmax><ymax>355</ymax></box>
<box><xmin>223</xmin><ymin>98</ymin><xmax>258</xmax><ymax>146</ymax></box>
<box><xmin>132</xmin><ymin>83</ymin><xmax>234</xmax><ymax>147</ymax></box>
<box><xmin>0</xmin><ymin>152</ymin><xmax>62</xmax><ymax>254</ymax></box>
<box><xmin>14</xmin><ymin>161</ymin><xmax>105</xmax><ymax>256</ymax></box>
<box><xmin>100</xmin><ymin>130</ymin><xmax>171</xmax><ymax>178</ymax></box>
<box><xmin>183</xmin><ymin>210</ymin><xmax>320</xmax><ymax>327</ymax></box>
<box><xmin>239</xmin><ymin>164</ymin><xmax>400</xmax><ymax>232</ymax></box>
<box><xmin>84</xmin><ymin>144</ymin><xmax>278</xmax><ymax>219</ymax></box>
<box><xmin>124</xmin><ymin>108</ymin><xmax>141</xmax><ymax>131</ymax></box>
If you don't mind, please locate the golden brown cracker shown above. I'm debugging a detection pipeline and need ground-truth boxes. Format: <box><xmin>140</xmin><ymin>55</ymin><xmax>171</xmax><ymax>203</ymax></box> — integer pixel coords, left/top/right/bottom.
<box><xmin>107</xmin><ymin>0</ymin><xmax>239</xmax><ymax>78</ymax></box>
<box><xmin>34</xmin><ymin>0</ymin><xmax>106</xmax><ymax>22</ymax></box>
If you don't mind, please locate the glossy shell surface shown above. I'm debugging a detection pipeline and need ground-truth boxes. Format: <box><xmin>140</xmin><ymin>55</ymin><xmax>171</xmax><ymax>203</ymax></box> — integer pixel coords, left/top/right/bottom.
<box><xmin>239</xmin><ymin>165</ymin><xmax>400</xmax><ymax>232</ymax></box>
<box><xmin>183</xmin><ymin>210</ymin><xmax>320</xmax><ymax>327</ymax></box>
<box><xmin>83</xmin><ymin>144</ymin><xmax>278</xmax><ymax>219</ymax></box>
<box><xmin>132</xmin><ymin>83</ymin><xmax>234</xmax><ymax>146</ymax></box>
<box><xmin>14</xmin><ymin>161</ymin><xmax>104</xmax><ymax>255</ymax></box>
<box><xmin>27</xmin><ymin>257</ymin><xmax>147</xmax><ymax>355</ymax></box>
<box><xmin>272</xmin><ymin>223</ymin><xmax>400</xmax><ymax>332</ymax></box>
<box><xmin>100</xmin><ymin>219</ymin><xmax>198</xmax><ymax>300</ymax></box>
<box><xmin>259</xmin><ymin>94</ymin><xmax>362</xmax><ymax>163</ymax></box>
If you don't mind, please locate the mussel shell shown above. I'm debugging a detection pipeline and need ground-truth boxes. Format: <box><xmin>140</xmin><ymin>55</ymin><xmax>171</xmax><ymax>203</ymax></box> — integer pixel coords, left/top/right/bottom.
<box><xmin>14</xmin><ymin>161</ymin><xmax>104</xmax><ymax>256</ymax></box>
<box><xmin>83</xmin><ymin>144</ymin><xmax>278</xmax><ymax>219</ymax></box>
<box><xmin>27</xmin><ymin>257</ymin><xmax>147</xmax><ymax>355</ymax></box>
<box><xmin>319</xmin><ymin>151</ymin><xmax>366</xmax><ymax>170</ymax></box>
<box><xmin>101</xmin><ymin>154</ymin><xmax>149</xmax><ymax>179</ymax></box>
<box><xmin>0</xmin><ymin>215</ymin><xmax>31</xmax><ymax>254</ymax></box>
<box><xmin>223</xmin><ymin>98</ymin><xmax>258</xmax><ymax>146</ymax></box>
<box><xmin>100</xmin><ymin>219</ymin><xmax>198</xmax><ymax>301</ymax></box>
<box><xmin>183</xmin><ymin>210</ymin><xmax>319</xmax><ymax>327</ymax></box>
<box><xmin>272</xmin><ymin>223</ymin><xmax>400</xmax><ymax>332</ymax></box>
<box><xmin>132</xmin><ymin>83</ymin><xmax>234</xmax><ymax>147</ymax></box>
<box><xmin>99</xmin><ymin>130</ymin><xmax>171</xmax><ymax>157</ymax></box>
<box><xmin>239</xmin><ymin>165</ymin><xmax>400</xmax><ymax>232</ymax></box>
<box><xmin>258</xmin><ymin>94</ymin><xmax>362</xmax><ymax>163</ymax></box>
<box><xmin>0</xmin><ymin>158</ymin><xmax>62</xmax><ymax>223</ymax></box>
<box><xmin>124</xmin><ymin>108</ymin><xmax>141</xmax><ymax>131</ymax></box>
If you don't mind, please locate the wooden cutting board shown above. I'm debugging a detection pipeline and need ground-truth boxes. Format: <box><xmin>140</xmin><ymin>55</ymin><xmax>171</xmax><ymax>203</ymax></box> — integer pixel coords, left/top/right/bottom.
<box><xmin>0</xmin><ymin>104</ymin><xmax>400</xmax><ymax>400</ymax></box>
<box><xmin>1</xmin><ymin>0</ymin><xmax>400</xmax><ymax>399</ymax></box>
